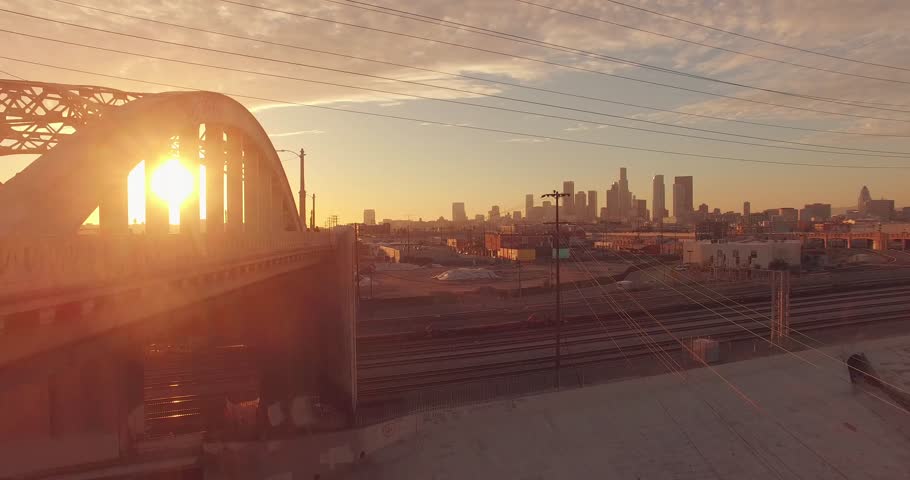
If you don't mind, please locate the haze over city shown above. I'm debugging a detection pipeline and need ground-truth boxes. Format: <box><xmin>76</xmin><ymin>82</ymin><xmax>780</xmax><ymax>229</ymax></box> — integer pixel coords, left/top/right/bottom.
<box><xmin>3</xmin><ymin>0</ymin><xmax>910</xmax><ymax>223</ymax></box>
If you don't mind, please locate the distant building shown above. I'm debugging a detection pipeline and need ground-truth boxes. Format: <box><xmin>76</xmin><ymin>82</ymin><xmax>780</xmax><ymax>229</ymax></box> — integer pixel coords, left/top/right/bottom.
<box><xmin>673</xmin><ymin>176</ymin><xmax>694</xmax><ymax>220</ymax></box>
<box><xmin>360</xmin><ymin>222</ymin><xmax>391</xmax><ymax>234</ymax></box>
<box><xmin>587</xmin><ymin>190</ymin><xmax>598</xmax><ymax>221</ymax></box>
<box><xmin>697</xmin><ymin>203</ymin><xmax>709</xmax><ymax>215</ymax></box>
<box><xmin>363</xmin><ymin>209</ymin><xmax>376</xmax><ymax>225</ymax></box>
<box><xmin>695</xmin><ymin>220</ymin><xmax>729</xmax><ymax>241</ymax></box>
<box><xmin>488</xmin><ymin>205</ymin><xmax>501</xmax><ymax>222</ymax></box>
<box><xmin>563</xmin><ymin>180</ymin><xmax>575</xmax><ymax>215</ymax></box>
<box><xmin>474</xmin><ymin>214</ymin><xmax>485</xmax><ymax>222</ymax></box>
<box><xmin>743</xmin><ymin>201</ymin><xmax>751</xmax><ymax>223</ymax></box>
<box><xmin>778</xmin><ymin>208</ymin><xmax>798</xmax><ymax>222</ymax></box>
<box><xmin>452</xmin><ymin>202</ymin><xmax>468</xmax><ymax>223</ymax></box>
<box><xmin>682</xmin><ymin>239</ymin><xmax>801</xmax><ymax>270</ymax></box>
<box><xmin>799</xmin><ymin>203</ymin><xmax>831</xmax><ymax>222</ymax></box>
<box><xmin>652</xmin><ymin>175</ymin><xmax>666</xmax><ymax>222</ymax></box>
<box><xmin>525</xmin><ymin>194</ymin><xmax>534</xmax><ymax>218</ymax></box>
<box><xmin>858</xmin><ymin>186</ymin><xmax>872</xmax><ymax>213</ymax></box>
<box><xmin>575</xmin><ymin>191</ymin><xmax>587</xmax><ymax>220</ymax></box>
<box><xmin>867</xmin><ymin>199</ymin><xmax>895</xmax><ymax>219</ymax></box>
<box><xmin>513</xmin><ymin>210</ymin><xmax>522</xmax><ymax>221</ymax></box>
<box><xmin>633</xmin><ymin>198</ymin><xmax>648</xmax><ymax>219</ymax></box>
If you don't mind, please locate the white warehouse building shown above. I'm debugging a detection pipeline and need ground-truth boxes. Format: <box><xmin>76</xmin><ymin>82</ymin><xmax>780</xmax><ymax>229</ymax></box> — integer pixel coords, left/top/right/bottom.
<box><xmin>681</xmin><ymin>239</ymin><xmax>801</xmax><ymax>270</ymax></box>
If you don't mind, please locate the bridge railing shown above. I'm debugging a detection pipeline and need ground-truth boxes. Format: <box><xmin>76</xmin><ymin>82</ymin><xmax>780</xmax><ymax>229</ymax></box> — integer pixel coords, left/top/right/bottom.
<box><xmin>0</xmin><ymin>232</ymin><xmax>332</xmax><ymax>297</ymax></box>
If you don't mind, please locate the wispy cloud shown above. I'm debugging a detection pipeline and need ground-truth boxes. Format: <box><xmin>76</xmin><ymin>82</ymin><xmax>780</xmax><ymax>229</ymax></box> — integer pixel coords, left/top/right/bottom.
<box><xmin>505</xmin><ymin>137</ymin><xmax>549</xmax><ymax>143</ymax></box>
<box><xmin>268</xmin><ymin>129</ymin><xmax>326</xmax><ymax>138</ymax></box>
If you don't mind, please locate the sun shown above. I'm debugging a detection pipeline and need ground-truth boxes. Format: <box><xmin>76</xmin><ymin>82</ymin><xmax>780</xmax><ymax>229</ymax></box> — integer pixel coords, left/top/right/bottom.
<box><xmin>150</xmin><ymin>158</ymin><xmax>195</xmax><ymax>207</ymax></box>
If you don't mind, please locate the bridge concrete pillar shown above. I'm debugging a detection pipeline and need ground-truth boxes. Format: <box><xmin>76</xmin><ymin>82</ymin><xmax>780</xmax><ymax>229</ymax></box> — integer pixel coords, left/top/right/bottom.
<box><xmin>179</xmin><ymin>124</ymin><xmax>200</xmax><ymax>234</ymax></box>
<box><xmin>99</xmin><ymin>172</ymin><xmax>128</xmax><ymax>235</ymax></box>
<box><xmin>204</xmin><ymin>124</ymin><xmax>225</xmax><ymax>233</ymax></box>
<box><xmin>225</xmin><ymin>130</ymin><xmax>243</xmax><ymax>232</ymax></box>
<box><xmin>244</xmin><ymin>149</ymin><xmax>260</xmax><ymax>233</ymax></box>
<box><xmin>145</xmin><ymin>151</ymin><xmax>170</xmax><ymax>235</ymax></box>
<box><xmin>0</xmin><ymin>338</ymin><xmax>143</xmax><ymax>477</ymax></box>
<box><xmin>262</xmin><ymin>173</ymin><xmax>274</xmax><ymax>232</ymax></box>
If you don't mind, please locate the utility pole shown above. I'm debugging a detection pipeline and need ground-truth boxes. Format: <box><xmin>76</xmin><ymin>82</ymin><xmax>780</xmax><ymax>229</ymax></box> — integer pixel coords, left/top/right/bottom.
<box><xmin>542</xmin><ymin>189</ymin><xmax>570</xmax><ymax>389</ymax></box>
<box><xmin>299</xmin><ymin>148</ymin><xmax>306</xmax><ymax>228</ymax></box>
<box><xmin>310</xmin><ymin>193</ymin><xmax>316</xmax><ymax>230</ymax></box>
<box><xmin>276</xmin><ymin>148</ymin><xmax>307</xmax><ymax>229</ymax></box>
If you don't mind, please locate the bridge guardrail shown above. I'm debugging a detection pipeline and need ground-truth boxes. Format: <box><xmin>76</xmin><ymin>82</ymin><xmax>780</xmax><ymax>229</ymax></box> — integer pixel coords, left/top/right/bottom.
<box><xmin>0</xmin><ymin>232</ymin><xmax>333</xmax><ymax>297</ymax></box>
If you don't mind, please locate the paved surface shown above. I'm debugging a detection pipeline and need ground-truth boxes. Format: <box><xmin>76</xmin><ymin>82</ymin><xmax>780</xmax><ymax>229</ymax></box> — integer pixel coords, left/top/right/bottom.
<box><xmin>351</xmin><ymin>335</ymin><xmax>910</xmax><ymax>479</ymax></box>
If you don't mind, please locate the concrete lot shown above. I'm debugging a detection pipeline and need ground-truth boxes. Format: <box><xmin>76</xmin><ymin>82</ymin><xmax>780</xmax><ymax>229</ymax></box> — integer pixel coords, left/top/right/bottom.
<box><xmin>351</xmin><ymin>334</ymin><xmax>910</xmax><ymax>479</ymax></box>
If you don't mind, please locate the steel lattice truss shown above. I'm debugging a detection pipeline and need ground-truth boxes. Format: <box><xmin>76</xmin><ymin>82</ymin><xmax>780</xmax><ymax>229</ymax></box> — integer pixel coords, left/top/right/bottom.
<box><xmin>0</xmin><ymin>80</ymin><xmax>143</xmax><ymax>156</ymax></box>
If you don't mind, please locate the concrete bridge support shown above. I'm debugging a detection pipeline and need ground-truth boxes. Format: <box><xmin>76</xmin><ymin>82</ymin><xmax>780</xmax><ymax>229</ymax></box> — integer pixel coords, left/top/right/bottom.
<box><xmin>205</xmin><ymin>124</ymin><xmax>225</xmax><ymax>233</ymax></box>
<box><xmin>0</xmin><ymin>336</ymin><xmax>143</xmax><ymax>478</ymax></box>
<box><xmin>180</xmin><ymin>124</ymin><xmax>201</xmax><ymax>234</ymax></box>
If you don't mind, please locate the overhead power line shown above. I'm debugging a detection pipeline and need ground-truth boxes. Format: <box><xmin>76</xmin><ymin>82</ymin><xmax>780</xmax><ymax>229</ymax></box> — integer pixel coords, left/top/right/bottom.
<box><xmin>325</xmin><ymin>0</ymin><xmax>910</xmax><ymax>113</ymax></box>
<box><xmin>513</xmin><ymin>0</ymin><xmax>910</xmax><ymax>87</ymax></box>
<box><xmin>3</xmin><ymin>55</ymin><xmax>909</xmax><ymax>170</ymax></box>
<box><xmin>0</xmin><ymin>67</ymin><xmax>23</xmax><ymax>80</ymax></box>
<box><xmin>214</xmin><ymin>0</ymin><xmax>910</xmax><ymax>116</ymax></box>
<box><xmin>2</xmin><ymin>24</ymin><xmax>907</xmax><ymax>158</ymax></box>
<box><xmin>600</xmin><ymin>0</ymin><xmax>910</xmax><ymax>74</ymax></box>
<box><xmin>46</xmin><ymin>0</ymin><xmax>910</xmax><ymax>139</ymax></box>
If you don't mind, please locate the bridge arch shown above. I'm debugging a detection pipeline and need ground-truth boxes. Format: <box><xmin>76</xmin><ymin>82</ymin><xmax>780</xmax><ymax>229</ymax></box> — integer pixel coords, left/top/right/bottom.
<box><xmin>0</xmin><ymin>90</ymin><xmax>300</xmax><ymax>235</ymax></box>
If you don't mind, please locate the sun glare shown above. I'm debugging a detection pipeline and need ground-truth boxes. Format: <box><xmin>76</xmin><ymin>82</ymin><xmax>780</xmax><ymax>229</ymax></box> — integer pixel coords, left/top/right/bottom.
<box><xmin>150</xmin><ymin>159</ymin><xmax>195</xmax><ymax>207</ymax></box>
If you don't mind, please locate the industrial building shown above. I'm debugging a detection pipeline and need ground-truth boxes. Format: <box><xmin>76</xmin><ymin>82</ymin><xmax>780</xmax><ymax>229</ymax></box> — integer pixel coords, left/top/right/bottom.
<box><xmin>681</xmin><ymin>239</ymin><xmax>801</xmax><ymax>269</ymax></box>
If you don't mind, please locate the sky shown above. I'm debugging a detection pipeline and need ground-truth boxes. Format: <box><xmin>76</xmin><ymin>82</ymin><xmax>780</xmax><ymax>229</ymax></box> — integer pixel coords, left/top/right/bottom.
<box><xmin>2</xmin><ymin>0</ymin><xmax>910</xmax><ymax>224</ymax></box>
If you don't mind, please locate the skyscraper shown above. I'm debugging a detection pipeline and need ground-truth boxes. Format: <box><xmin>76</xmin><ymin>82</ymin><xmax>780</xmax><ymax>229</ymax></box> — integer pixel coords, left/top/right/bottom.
<box><xmin>743</xmin><ymin>201</ymin><xmax>751</xmax><ymax>224</ymax></box>
<box><xmin>525</xmin><ymin>194</ymin><xmax>534</xmax><ymax>218</ymax></box>
<box><xmin>858</xmin><ymin>186</ymin><xmax>872</xmax><ymax>213</ymax></box>
<box><xmin>618</xmin><ymin>168</ymin><xmax>631</xmax><ymax>218</ymax></box>
<box><xmin>606</xmin><ymin>182</ymin><xmax>620</xmax><ymax>220</ymax></box>
<box><xmin>489</xmin><ymin>205</ymin><xmax>501</xmax><ymax>221</ymax></box>
<box><xmin>363</xmin><ymin>209</ymin><xmax>376</xmax><ymax>225</ymax></box>
<box><xmin>563</xmin><ymin>181</ymin><xmax>575</xmax><ymax>215</ymax></box>
<box><xmin>652</xmin><ymin>175</ymin><xmax>665</xmax><ymax>222</ymax></box>
<box><xmin>575</xmin><ymin>191</ymin><xmax>587</xmax><ymax>220</ymax></box>
<box><xmin>587</xmin><ymin>190</ymin><xmax>598</xmax><ymax>221</ymax></box>
<box><xmin>452</xmin><ymin>202</ymin><xmax>467</xmax><ymax>223</ymax></box>
<box><xmin>673</xmin><ymin>176</ymin><xmax>694</xmax><ymax>219</ymax></box>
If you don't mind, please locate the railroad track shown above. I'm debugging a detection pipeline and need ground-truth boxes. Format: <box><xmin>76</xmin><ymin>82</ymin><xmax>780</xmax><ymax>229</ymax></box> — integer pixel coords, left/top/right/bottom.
<box><xmin>142</xmin><ymin>345</ymin><xmax>258</xmax><ymax>436</ymax></box>
<box><xmin>358</xmin><ymin>285</ymin><xmax>910</xmax><ymax>362</ymax></box>
<box><xmin>358</xmin><ymin>276</ymin><xmax>910</xmax><ymax>339</ymax></box>
<box><xmin>357</xmin><ymin>300</ymin><xmax>910</xmax><ymax>398</ymax></box>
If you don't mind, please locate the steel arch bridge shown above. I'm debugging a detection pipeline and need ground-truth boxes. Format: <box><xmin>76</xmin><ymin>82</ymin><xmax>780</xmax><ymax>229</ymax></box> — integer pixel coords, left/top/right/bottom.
<box><xmin>0</xmin><ymin>80</ymin><xmax>300</xmax><ymax>235</ymax></box>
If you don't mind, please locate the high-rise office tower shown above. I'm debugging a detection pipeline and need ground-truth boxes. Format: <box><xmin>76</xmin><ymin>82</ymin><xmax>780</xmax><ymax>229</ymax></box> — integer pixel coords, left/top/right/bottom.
<box><xmin>587</xmin><ymin>190</ymin><xmax>598</xmax><ymax>220</ymax></box>
<box><xmin>563</xmin><ymin>180</ymin><xmax>575</xmax><ymax>215</ymax></box>
<box><xmin>743</xmin><ymin>201</ymin><xmax>751</xmax><ymax>224</ymax></box>
<box><xmin>513</xmin><ymin>210</ymin><xmax>522</xmax><ymax>221</ymax></box>
<box><xmin>525</xmin><ymin>194</ymin><xmax>534</xmax><ymax>218</ymax></box>
<box><xmin>634</xmin><ymin>198</ymin><xmax>648</xmax><ymax>219</ymax></box>
<box><xmin>575</xmin><ymin>191</ymin><xmax>587</xmax><ymax>220</ymax></box>
<box><xmin>489</xmin><ymin>205</ymin><xmax>501</xmax><ymax>221</ymax></box>
<box><xmin>618</xmin><ymin>167</ymin><xmax>631</xmax><ymax>218</ymax></box>
<box><xmin>606</xmin><ymin>182</ymin><xmax>620</xmax><ymax>220</ymax></box>
<box><xmin>452</xmin><ymin>202</ymin><xmax>467</xmax><ymax>223</ymax></box>
<box><xmin>652</xmin><ymin>175</ymin><xmax>665</xmax><ymax>222</ymax></box>
<box><xmin>673</xmin><ymin>176</ymin><xmax>694</xmax><ymax>219</ymax></box>
<box><xmin>858</xmin><ymin>186</ymin><xmax>871</xmax><ymax>213</ymax></box>
<box><xmin>363</xmin><ymin>209</ymin><xmax>376</xmax><ymax>225</ymax></box>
